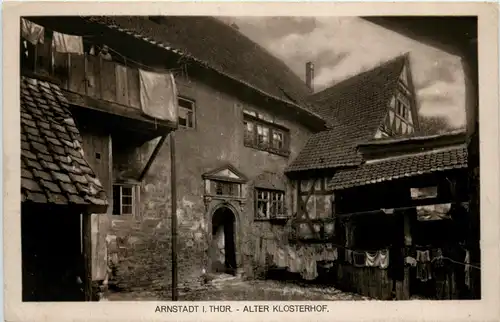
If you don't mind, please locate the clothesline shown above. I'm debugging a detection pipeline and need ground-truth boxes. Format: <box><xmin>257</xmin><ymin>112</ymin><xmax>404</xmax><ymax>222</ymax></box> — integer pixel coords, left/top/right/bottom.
<box><xmin>333</xmin><ymin>201</ymin><xmax>469</xmax><ymax>219</ymax></box>
<box><xmin>96</xmin><ymin>44</ymin><xmax>187</xmax><ymax>75</ymax></box>
<box><xmin>431</xmin><ymin>256</ymin><xmax>481</xmax><ymax>270</ymax></box>
<box><xmin>256</xmin><ymin>238</ymin><xmax>482</xmax><ymax>271</ymax></box>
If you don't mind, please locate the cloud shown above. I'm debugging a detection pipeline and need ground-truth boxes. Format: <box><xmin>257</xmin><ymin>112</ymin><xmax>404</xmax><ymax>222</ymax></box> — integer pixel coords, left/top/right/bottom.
<box><xmin>230</xmin><ymin>16</ymin><xmax>466</xmax><ymax>129</ymax></box>
<box><xmin>417</xmin><ymin>79</ymin><xmax>466</xmax><ymax>127</ymax></box>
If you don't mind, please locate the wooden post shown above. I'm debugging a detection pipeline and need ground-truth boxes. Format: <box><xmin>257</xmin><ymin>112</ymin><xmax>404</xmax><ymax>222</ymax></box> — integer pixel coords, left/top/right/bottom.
<box><xmin>82</xmin><ymin>213</ymin><xmax>93</xmax><ymax>301</ymax></box>
<box><xmin>170</xmin><ymin>132</ymin><xmax>178</xmax><ymax>301</ymax></box>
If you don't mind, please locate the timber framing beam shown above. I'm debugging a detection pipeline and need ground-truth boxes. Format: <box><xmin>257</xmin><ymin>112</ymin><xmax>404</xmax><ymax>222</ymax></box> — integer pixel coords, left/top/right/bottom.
<box><xmin>138</xmin><ymin>134</ymin><xmax>168</xmax><ymax>182</ymax></box>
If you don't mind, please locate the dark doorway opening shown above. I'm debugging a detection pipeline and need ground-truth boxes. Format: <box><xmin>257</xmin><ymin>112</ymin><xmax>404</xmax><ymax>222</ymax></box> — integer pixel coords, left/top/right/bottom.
<box><xmin>22</xmin><ymin>205</ymin><xmax>85</xmax><ymax>301</ymax></box>
<box><xmin>211</xmin><ymin>207</ymin><xmax>237</xmax><ymax>275</ymax></box>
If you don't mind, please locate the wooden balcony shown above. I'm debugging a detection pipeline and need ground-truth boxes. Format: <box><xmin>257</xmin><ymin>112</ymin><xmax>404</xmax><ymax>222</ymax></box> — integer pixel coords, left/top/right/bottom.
<box><xmin>52</xmin><ymin>52</ymin><xmax>142</xmax><ymax>109</ymax></box>
<box><xmin>27</xmin><ymin>52</ymin><xmax>178</xmax><ymax>138</ymax></box>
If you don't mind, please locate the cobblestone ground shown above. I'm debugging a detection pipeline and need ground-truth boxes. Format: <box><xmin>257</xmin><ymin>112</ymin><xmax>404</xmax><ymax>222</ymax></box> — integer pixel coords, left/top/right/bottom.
<box><xmin>106</xmin><ymin>274</ymin><xmax>372</xmax><ymax>301</ymax></box>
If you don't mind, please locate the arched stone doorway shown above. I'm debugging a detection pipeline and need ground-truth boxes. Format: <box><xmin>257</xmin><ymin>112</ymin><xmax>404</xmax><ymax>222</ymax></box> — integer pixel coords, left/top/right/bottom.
<box><xmin>210</xmin><ymin>206</ymin><xmax>237</xmax><ymax>275</ymax></box>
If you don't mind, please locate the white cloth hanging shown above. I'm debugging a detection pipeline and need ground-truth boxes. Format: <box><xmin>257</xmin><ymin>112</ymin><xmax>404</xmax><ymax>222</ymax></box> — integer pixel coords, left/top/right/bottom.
<box><xmin>139</xmin><ymin>69</ymin><xmax>178</xmax><ymax>122</ymax></box>
<box><xmin>52</xmin><ymin>31</ymin><xmax>84</xmax><ymax>54</ymax></box>
<box><xmin>21</xmin><ymin>18</ymin><xmax>45</xmax><ymax>45</ymax></box>
<box><xmin>379</xmin><ymin>249</ymin><xmax>390</xmax><ymax>269</ymax></box>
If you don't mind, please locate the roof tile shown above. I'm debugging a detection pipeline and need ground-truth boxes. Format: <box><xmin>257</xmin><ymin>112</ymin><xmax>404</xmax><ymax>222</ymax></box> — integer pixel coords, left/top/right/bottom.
<box><xmin>40</xmin><ymin>160</ymin><xmax>60</xmax><ymax>171</ymax></box>
<box><xmin>46</xmin><ymin>137</ymin><xmax>62</xmax><ymax>146</ymax></box>
<box><xmin>25</xmin><ymin>159</ymin><xmax>43</xmax><ymax>170</ymax></box>
<box><xmin>85</xmin><ymin>196</ymin><xmax>108</xmax><ymax>206</ymax></box>
<box><xmin>38</xmin><ymin>120</ymin><xmax>51</xmax><ymax>130</ymax></box>
<box><xmin>68</xmin><ymin>194</ymin><xmax>87</xmax><ymax>204</ymax></box>
<box><xmin>21</xmin><ymin>118</ymin><xmax>37</xmax><ymax>128</ymax></box>
<box><xmin>33</xmin><ymin>169</ymin><xmax>53</xmax><ymax>181</ymax></box>
<box><xmin>51</xmin><ymin>122</ymin><xmax>67</xmax><ymax>133</ymax></box>
<box><xmin>21</xmin><ymin>149</ymin><xmax>37</xmax><ymax>160</ymax></box>
<box><xmin>25</xmin><ymin>191</ymin><xmax>48</xmax><ymax>203</ymax></box>
<box><xmin>41</xmin><ymin>129</ymin><xmax>57</xmax><ymax>138</ymax></box>
<box><xmin>60</xmin><ymin>182</ymin><xmax>78</xmax><ymax>194</ymax></box>
<box><xmin>86</xmin><ymin>175</ymin><xmax>102</xmax><ymax>187</ymax></box>
<box><xmin>27</xmin><ymin>133</ymin><xmax>45</xmax><ymax>144</ymax></box>
<box><xmin>22</xmin><ymin>178</ymin><xmax>43</xmax><ymax>192</ymax></box>
<box><xmin>46</xmin><ymin>192</ymin><xmax>69</xmax><ymax>205</ymax></box>
<box><xmin>49</xmin><ymin>144</ymin><xmax>66</xmax><ymax>155</ymax></box>
<box><xmin>69</xmin><ymin>173</ymin><xmax>88</xmax><ymax>185</ymax></box>
<box><xmin>21</xmin><ymin>168</ymin><xmax>33</xmax><ymax>179</ymax></box>
<box><xmin>38</xmin><ymin>153</ymin><xmax>54</xmax><ymax>162</ymax></box>
<box><xmin>51</xmin><ymin>171</ymin><xmax>72</xmax><ymax>183</ymax></box>
<box><xmin>58</xmin><ymin>132</ymin><xmax>72</xmax><ymax>141</ymax></box>
<box><xmin>60</xmin><ymin>139</ymin><xmax>75</xmax><ymax>148</ymax></box>
<box><xmin>21</xmin><ymin>140</ymin><xmax>30</xmax><ymax>151</ymax></box>
<box><xmin>31</xmin><ymin>141</ymin><xmax>49</xmax><ymax>154</ymax></box>
<box><xmin>60</xmin><ymin>162</ymin><xmax>83</xmax><ymax>174</ymax></box>
<box><xmin>40</xmin><ymin>180</ymin><xmax>62</xmax><ymax>193</ymax></box>
<box><xmin>80</xmin><ymin>165</ymin><xmax>93</xmax><ymax>175</ymax></box>
<box><xmin>65</xmin><ymin>146</ymin><xmax>83</xmax><ymax>159</ymax></box>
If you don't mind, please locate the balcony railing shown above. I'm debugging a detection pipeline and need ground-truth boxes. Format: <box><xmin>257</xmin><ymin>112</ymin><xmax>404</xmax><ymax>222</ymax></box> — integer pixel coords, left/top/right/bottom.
<box><xmin>52</xmin><ymin>52</ymin><xmax>141</xmax><ymax>110</ymax></box>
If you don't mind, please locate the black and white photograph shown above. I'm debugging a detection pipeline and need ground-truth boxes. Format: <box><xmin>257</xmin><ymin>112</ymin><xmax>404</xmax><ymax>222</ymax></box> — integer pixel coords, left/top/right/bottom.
<box><xmin>4</xmin><ymin>2</ymin><xmax>499</xmax><ymax>321</ymax></box>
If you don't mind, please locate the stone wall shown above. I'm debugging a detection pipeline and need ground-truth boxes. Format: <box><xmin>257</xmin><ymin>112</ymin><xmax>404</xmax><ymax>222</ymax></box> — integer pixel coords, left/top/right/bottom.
<box><xmin>105</xmin><ymin>73</ymin><xmax>313</xmax><ymax>294</ymax></box>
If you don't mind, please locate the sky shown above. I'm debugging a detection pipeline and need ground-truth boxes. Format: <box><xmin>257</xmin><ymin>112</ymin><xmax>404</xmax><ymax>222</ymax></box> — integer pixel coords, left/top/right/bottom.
<box><xmin>220</xmin><ymin>17</ymin><xmax>466</xmax><ymax>129</ymax></box>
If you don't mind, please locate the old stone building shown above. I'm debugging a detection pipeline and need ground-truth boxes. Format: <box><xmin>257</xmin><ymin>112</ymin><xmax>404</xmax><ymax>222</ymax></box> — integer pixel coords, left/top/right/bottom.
<box><xmin>20</xmin><ymin>15</ymin><xmax>479</xmax><ymax>301</ymax></box>
<box><xmin>100</xmin><ymin>16</ymin><xmax>328</xmax><ymax>288</ymax></box>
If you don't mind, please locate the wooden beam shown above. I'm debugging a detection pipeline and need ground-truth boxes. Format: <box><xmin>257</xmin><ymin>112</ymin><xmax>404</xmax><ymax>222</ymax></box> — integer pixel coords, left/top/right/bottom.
<box><xmin>138</xmin><ymin>134</ymin><xmax>167</xmax><ymax>182</ymax></box>
<box><xmin>82</xmin><ymin>213</ymin><xmax>93</xmax><ymax>301</ymax></box>
<box><xmin>296</xmin><ymin>178</ymin><xmax>321</xmax><ymax>239</ymax></box>
<box><xmin>170</xmin><ymin>132</ymin><xmax>178</xmax><ymax>301</ymax></box>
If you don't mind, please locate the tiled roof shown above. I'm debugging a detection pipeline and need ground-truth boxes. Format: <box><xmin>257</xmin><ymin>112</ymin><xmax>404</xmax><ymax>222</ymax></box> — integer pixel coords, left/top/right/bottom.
<box><xmin>21</xmin><ymin>76</ymin><xmax>108</xmax><ymax>209</ymax></box>
<box><xmin>328</xmin><ymin>145</ymin><xmax>468</xmax><ymax>191</ymax></box>
<box><xmin>286</xmin><ymin>55</ymin><xmax>407</xmax><ymax>173</ymax></box>
<box><xmin>84</xmin><ymin>16</ymin><xmax>324</xmax><ymax>125</ymax></box>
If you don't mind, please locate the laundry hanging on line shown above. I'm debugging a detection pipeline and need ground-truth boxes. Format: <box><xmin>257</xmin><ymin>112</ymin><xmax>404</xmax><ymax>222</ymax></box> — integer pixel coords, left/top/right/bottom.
<box><xmin>52</xmin><ymin>31</ymin><xmax>84</xmax><ymax>54</ymax></box>
<box><xmin>21</xmin><ymin>18</ymin><xmax>45</xmax><ymax>45</ymax></box>
<box><xmin>353</xmin><ymin>252</ymin><xmax>366</xmax><ymax>267</ymax></box>
<box><xmin>379</xmin><ymin>249</ymin><xmax>389</xmax><ymax>269</ymax></box>
<box><xmin>416</xmin><ymin>250</ymin><xmax>432</xmax><ymax>282</ymax></box>
<box><xmin>139</xmin><ymin>69</ymin><xmax>178</xmax><ymax>122</ymax></box>
<box><xmin>365</xmin><ymin>251</ymin><xmax>380</xmax><ymax>267</ymax></box>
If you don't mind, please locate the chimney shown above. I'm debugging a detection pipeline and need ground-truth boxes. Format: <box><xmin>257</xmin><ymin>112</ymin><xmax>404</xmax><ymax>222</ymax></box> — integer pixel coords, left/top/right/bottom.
<box><xmin>306</xmin><ymin>62</ymin><xmax>314</xmax><ymax>91</ymax></box>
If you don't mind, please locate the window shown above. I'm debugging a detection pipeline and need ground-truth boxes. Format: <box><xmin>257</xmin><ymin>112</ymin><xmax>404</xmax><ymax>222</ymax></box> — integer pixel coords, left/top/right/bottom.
<box><xmin>211</xmin><ymin>180</ymin><xmax>240</xmax><ymax>197</ymax></box>
<box><xmin>178</xmin><ymin>97</ymin><xmax>195</xmax><ymax>128</ymax></box>
<box><xmin>272</xmin><ymin>131</ymin><xmax>284</xmax><ymax>150</ymax></box>
<box><xmin>257</xmin><ymin>125</ymin><xmax>269</xmax><ymax>146</ymax></box>
<box><xmin>244</xmin><ymin>121</ymin><xmax>254</xmax><ymax>145</ymax></box>
<box><xmin>243</xmin><ymin>113</ymin><xmax>290</xmax><ymax>156</ymax></box>
<box><xmin>113</xmin><ymin>184</ymin><xmax>137</xmax><ymax>215</ymax></box>
<box><xmin>255</xmin><ymin>189</ymin><xmax>286</xmax><ymax>220</ymax></box>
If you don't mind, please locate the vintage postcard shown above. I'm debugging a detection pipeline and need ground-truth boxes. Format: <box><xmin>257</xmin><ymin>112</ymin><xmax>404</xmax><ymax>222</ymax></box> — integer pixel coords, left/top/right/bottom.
<box><xmin>3</xmin><ymin>1</ymin><xmax>499</xmax><ymax>321</ymax></box>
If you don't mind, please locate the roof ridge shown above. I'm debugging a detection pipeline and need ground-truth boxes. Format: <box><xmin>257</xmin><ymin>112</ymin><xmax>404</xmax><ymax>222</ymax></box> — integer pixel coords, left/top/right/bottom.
<box><xmin>311</xmin><ymin>54</ymin><xmax>407</xmax><ymax>100</ymax></box>
<box><xmin>364</xmin><ymin>144</ymin><xmax>467</xmax><ymax>164</ymax></box>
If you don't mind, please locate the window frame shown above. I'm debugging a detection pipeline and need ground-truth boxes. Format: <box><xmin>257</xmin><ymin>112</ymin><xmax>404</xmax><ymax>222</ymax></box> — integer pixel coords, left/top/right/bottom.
<box><xmin>243</xmin><ymin>112</ymin><xmax>290</xmax><ymax>157</ymax></box>
<box><xmin>112</xmin><ymin>183</ymin><xmax>139</xmax><ymax>216</ymax></box>
<box><xmin>211</xmin><ymin>179</ymin><xmax>241</xmax><ymax>198</ymax></box>
<box><xmin>254</xmin><ymin>188</ymin><xmax>287</xmax><ymax>220</ymax></box>
<box><xmin>178</xmin><ymin>96</ymin><xmax>196</xmax><ymax>129</ymax></box>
